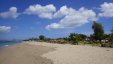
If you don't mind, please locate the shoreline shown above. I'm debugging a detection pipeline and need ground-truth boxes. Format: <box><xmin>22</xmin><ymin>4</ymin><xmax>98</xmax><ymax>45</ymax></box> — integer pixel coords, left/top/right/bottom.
<box><xmin>0</xmin><ymin>41</ymin><xmax>22</xmax><ymax>48</ymax></box>
<box><xmin>0</xmin><ymin>41</ymin><xmax>113</xmax><ymax>64</ymax></box>
<box><xmin>0</xmin><ymin>41</ymin><xmax>54</xmax><ymax>64</ymax></box>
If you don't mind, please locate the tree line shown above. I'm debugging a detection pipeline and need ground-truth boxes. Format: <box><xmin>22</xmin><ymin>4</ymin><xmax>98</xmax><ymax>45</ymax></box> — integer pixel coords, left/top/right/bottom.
<box><xmin>24</xmin><ymin>21</ymin><xmax>113</xmax><ymax>47</ymax></box>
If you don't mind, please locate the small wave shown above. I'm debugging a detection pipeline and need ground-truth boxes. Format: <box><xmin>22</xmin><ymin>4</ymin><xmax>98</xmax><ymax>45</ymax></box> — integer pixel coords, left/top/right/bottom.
<box><xmin>5</xmin><ymin>45</ymin><xmax>9</xmax><ymax>46</ymax></box>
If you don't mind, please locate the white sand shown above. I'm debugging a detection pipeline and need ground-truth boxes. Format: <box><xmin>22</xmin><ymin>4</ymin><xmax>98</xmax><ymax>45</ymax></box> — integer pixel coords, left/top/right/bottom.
<box><xmin>27</xmin><ymin>41</ymin><xmax>113</xmax><ymax>64</ymax></box>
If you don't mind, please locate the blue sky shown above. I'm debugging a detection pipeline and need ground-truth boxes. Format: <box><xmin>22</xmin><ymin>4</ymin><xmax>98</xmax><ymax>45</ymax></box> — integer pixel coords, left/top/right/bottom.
<box><xmin>0</xmin><ymin>0</ymin><xmax>113</xmax><ymax>40</ymax></box>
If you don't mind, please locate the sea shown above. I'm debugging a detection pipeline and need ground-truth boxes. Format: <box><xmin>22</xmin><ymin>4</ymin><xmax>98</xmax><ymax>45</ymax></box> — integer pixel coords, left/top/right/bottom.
<box><xmin>0</xmin><ymin>40</ymin><xmax>22</xmax><ymax>47</ymax></box>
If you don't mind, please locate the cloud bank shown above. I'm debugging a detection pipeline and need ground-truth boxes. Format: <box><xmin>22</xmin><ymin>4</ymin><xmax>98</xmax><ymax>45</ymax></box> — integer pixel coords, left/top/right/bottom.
<box><xmin>24</xmin><ymin>4</ymin><xmax>56</xmax><ymax>19</ymax></box>
<box><xmin>0</xmin><ymin>2</ymin><xmax>113</xmax><ymax>30</ymax></box>
<box><xmin>0</xmin><ymin>26</ymin><xmax>11</xmax><ymax>32</ymax></box>
<box><xmin>0</xmin><ymin>7</ymin><xmax>19</xmax><ymax>19</ymax></box>
<box><xmin>99</xmin><ymin>2</ymin><xmax>113</xmax><ymax>17</ymax></box>
<box><xmin>46</xmin><ymin>6</ymin><xmax>96</xmax><ymax>29</ymax></box>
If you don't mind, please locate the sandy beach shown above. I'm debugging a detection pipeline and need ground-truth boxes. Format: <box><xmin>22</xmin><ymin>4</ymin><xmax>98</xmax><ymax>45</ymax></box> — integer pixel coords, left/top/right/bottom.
<box><xmin>28</xmin><ymin>41</ymin><xmax>113</xmax><ymax>64</ymax></box>
<box><xmin>0</xmin><ymin>41</ymin><xmax>113</xmax><ymax>64</ymax></box>
<box><xmin>0</xmin><ymin>42</ymin><xmax>54</xmax><ymax>64</ymax></box>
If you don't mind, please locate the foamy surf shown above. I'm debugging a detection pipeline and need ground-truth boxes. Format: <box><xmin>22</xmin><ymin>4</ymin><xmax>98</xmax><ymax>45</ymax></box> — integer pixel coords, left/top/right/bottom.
<box><xmin>5</xmin><ymin>45</ymin><xmax>9</xmax><ymax>46</ymax></box>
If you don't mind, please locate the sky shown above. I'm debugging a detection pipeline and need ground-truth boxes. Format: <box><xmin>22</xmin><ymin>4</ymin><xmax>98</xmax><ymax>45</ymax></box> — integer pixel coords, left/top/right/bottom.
<box><xmin>0</xmin><ymin>0</ymin><xmax>113</xmax><ymax>40</ymax></box>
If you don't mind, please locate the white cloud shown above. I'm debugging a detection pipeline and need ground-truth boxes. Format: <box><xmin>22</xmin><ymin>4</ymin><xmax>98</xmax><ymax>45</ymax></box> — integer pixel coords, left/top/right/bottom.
<box><xmin>99</xmin><ymin>2</ymin><xmax>113</xmax><ymax>17</ymax></box>
<box><xmin>0</xmin><ymin>7</ymin><xmax>19</xmax><ymax>19</ymax></box>
<box><xmin>46</xmin><ymin>6</ymin><xmax>97</xmax><ymax>29</ymax></box>
<box><xmin>53</xmin><ymin>6</ymin><xmax>75</xmax><ymax>18</ymax></box>
<box><xmin>0</xmin><ymin>26</ymin><xmax>11</xmax><ymax>32</ymax></box>
<box><xmin>25</xmin><ymin>4</ymin><xmax>56</xmax><ymax>19</ymax></box>
<box><xmin>46</xmin><ymin>23</ymin><xmax>61</xmax><ymax>29</ymax></box>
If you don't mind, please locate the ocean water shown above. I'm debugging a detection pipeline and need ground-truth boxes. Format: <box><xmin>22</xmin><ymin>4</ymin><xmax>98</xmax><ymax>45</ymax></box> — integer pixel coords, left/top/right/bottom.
<box><xmin>0</xmin><ymin>41</ymin><xmax>22</xmax><ymax>47</ymax></box>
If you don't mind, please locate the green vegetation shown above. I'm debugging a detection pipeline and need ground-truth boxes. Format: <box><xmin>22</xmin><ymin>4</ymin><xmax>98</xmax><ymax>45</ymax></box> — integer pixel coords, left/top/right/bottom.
<box><xmin>92</xmin><ymin>21</ymin><xmax>105</xmax><ymax>42</ymax></box>
<box><xmin>24</xmin><ymin>21</ymin><xmax>113</xmax><ymax>48</ymax></box>
<box><xmin>39</xmin><ymin>35</ymin><xmax>45</xmax><ymax>41</ymax></box>
<box><xmin>109</xmin><ymin>29</ymin><xmax>113</xmax><ymax>42</ymax></box>
<box><xmin>69</xmin><ymin>33</ymin><xmax>82</xmax><ymax>45</ymax></box>
<box><xmin>101</xmin><ymin>28</ymin><xmax>113</xmax><ymax>47</ymax></box>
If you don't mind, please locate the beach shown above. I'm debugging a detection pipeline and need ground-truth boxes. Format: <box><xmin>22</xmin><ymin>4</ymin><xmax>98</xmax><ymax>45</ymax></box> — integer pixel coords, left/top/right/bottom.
<box><xmin>0</xmin><ymin>41</ymin><xmax>113</xmax><ymax>64</ymax></box>
<box><xmin>0</xmin><ymin>42</ymin><xmax>54</xmax><ymax>64</ymax></box>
